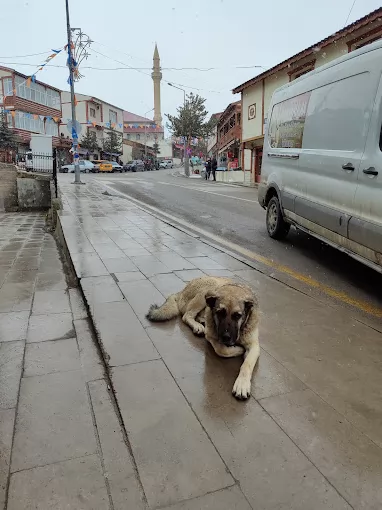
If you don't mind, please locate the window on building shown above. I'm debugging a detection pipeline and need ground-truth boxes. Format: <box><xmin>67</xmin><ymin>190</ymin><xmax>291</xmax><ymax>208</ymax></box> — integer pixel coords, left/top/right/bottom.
<box><xmin>3</xmin><ymin>78</ymin><xmax>13</xmax><ymax>96</ymax></box>
<box><xmin>288</xmin><ymin>60</ymin><xmax>315</xmax><ymax>81</ymax></box>
<box><xmin>136</xmin><ymin>134</ymin><xmax>140</xmax><ymax>140</ymax></box>
<box><xmin>348</xmin><ymin>30</ymin><xmax>382</xmax><ymax>52</ymax></box>
<box><xmin>89</xmin><ymin>107</ymin><xmax>96</xmax><ymax>117</ymax></box>
<box><xmin>45</xmin><ymin>117</ymin><xmax>59</xmax><ymax>136</ymax></box>
<box><xmin>14</xmin><ymin>76</ymin><xmax>60</xmax><ymax>108</ymax></box>
<box><xmin>109</xmin><ymin>110</ymin><xmax>117</xmax><ymax>124</ymax></box>
<box><xmin>14</xmin><ymin>111</ymin><xmax>44</xmax><ymax>134</ymax></box>
<box><xmin>125</xmin><ymin>134</ymin><xmax>130</xmax><ymax>140</ymax></box>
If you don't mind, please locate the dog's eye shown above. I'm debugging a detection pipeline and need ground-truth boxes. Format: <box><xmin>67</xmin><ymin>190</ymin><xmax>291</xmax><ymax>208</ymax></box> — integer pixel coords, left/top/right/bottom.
<box><xmin>217</xmin><ymin>308</ymin><xmax>227</xmax><ymax>317</ymax></box>
<box><xmin>232</xmin><ymin>312</ymin><xmax>242</xmax><ymax>321</ymax></box>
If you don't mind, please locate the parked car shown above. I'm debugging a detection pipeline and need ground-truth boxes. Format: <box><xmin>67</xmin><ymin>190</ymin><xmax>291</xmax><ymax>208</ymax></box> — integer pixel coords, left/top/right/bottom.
<box><xmin>92</xmin><ymin>160</ymin><xmax>113</xmax><ymax>172</ymax></box>
<box><xmin>60</xmin><ymin>160</ymin><xmax>95</xmax><ymax>173</ymax></box>
<box><xmin>124</xmin><ymin>160</ymin><xmax>145</xmax><ymax>172</ymax></box>
<box><xmin>159</xmin><ymin>161</ymin><xmax>168</xmax><ymax>169</ymax></box>
<box><xmin>110</xmin><ymin>161</ymin><xmax>123</xmax><ymax>172</ymax></box>
<box><xmin>259</xmin><ymin>39</ymin><xmax>382</xmax><ymax>273</ymax></box>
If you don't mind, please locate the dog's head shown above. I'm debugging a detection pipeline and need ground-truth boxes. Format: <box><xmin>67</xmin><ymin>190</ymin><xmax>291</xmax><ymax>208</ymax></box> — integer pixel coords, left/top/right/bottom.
<box><xmin>205</xmin><ymin>284</ymin><xmax>257</xmax><ymax>347</ymax></box>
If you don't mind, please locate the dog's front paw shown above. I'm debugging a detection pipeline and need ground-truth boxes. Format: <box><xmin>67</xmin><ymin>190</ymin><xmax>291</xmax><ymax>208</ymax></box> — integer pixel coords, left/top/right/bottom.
<box><xmin>193</xmin><ymin>323</ymin><xmax>205</xmax><ymax>336</ymax></box>
<box><xmin>232</xmin><ymin>375</ymin><xmax>251</xmax><ymax>400</ymax></box>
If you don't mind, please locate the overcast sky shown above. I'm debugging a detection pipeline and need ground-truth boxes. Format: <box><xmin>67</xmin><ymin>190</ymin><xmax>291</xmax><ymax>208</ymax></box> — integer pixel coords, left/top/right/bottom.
<box><xmin>0</xmin><ymin>0</ymin><xmax>381</xmax><ymax>124</ymax></box>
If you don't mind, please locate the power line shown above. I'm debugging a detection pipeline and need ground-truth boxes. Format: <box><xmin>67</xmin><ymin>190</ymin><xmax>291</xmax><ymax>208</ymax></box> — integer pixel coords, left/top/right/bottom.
<box><xmin>0</xmin><ymin>51</ymin><xmax>52</xmax><ymax>59</ymax></box>
<box><xmin>344</xmin><ymin>0</ymin><xmax>357</xmax><ymax>26</ymax></box>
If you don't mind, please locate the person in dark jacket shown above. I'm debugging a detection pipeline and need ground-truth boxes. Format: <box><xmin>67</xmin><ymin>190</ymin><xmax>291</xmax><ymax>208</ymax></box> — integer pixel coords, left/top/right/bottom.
<box><xmin>205</xmin><ymin>158</ymin><xmax>212</xmax><ymax>180</ymax></box>
<box><xmin>211</xmin><ymin>157</ymin><xmax>218</xmax><ymax>181</ymax></box>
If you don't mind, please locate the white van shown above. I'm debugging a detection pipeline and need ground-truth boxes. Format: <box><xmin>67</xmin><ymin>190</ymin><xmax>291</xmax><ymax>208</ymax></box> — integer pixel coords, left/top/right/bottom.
<box><xmin>259</xmin><ymin>39</ymin><xmax>382</xmax><ymax>273</ymax></box>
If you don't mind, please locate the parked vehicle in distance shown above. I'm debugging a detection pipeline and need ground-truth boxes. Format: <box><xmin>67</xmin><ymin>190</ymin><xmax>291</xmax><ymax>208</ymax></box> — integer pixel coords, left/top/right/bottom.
<box><xmin>61</xmin><ymin>160</ymin><xmax>95</xmax><ymax>173</ymax></box>
<box><xmin>159</xmin><ymin>161</ymin><xmax>168</xmax><ymax>169</ymax></box>
<box><xmin>259</xmin><ymin>39</ymin><xmax>382</xmax><ymax>273</ymax></box>
<box><xmin>110</xmin><ymin>161</ymin><xmax>123</xmax><ymax>172</ymax></box>
<box><xmin>159</xmin><ymin>159</ymin><xmax>173</xmax><ymax>169</ymax></box>
<box><xmin>93</xmin><ymin>160</ymin><xmax>113</xmax><ymax>172</ymax></box>
<box><xmin>125</xmin><ymin>160</ymin><xmax>145</xmax><ymax>172</ymax></box>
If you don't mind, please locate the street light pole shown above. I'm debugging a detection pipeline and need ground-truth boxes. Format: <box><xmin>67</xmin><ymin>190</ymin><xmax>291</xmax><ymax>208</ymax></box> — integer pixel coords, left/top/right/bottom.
<box><xmin>65</xmin><ymin>0</ymin><xmax>81</xmax><ymax>184</ymax></box>
<box><xmin>168</xmin><ymin>83</ymin><xmax>188</xmax><ymax>177</ymax></box>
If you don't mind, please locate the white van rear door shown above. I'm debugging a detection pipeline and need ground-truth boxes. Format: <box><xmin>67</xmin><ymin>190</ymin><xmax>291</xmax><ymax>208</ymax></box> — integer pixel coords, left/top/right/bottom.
<box><xmin>350</xmin><ymin>73</ymin><xmax>382</xmax><ymax>262</ymax></box>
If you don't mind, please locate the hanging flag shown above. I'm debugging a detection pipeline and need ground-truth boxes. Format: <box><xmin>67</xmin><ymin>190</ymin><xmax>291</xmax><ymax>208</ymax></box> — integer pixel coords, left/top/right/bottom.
<box><xmin>4</xmin><ymin>109</ymin><xmax>9</xmax><ymax>113</ymax></box>
<box><xmin>11</xmin><ymin>111</ymin><xmax>15</xmax><ymax>118</ymax></box>
<box><xmin>52</xmin><ymin>49</ymin><xmax>61</xmax><ymax>54</ymax></box>
<box><xmin>111</xmin><ymin>123</ymin><xmax>116</xmax><ymax>129</ymax></box>
<box><xmin>118</xmin><ymin>123</ymin><xmax>122</xmax><ymax>129</ymax></box>
<box><xmin>67</xmin><ymin>76</ymin><xmax>72</xmax><ymax>86</ymax></box>
<box><xmin>12</xmin><ymin>89</ymin><xmax>16</xmax><ymax>94</ymax></box>
<box><xmin>53</xmin><ymin>117</ymin><xmax>59</xmax><ymax>122</ymax></box>
<box><xmin>25</xmin><ymin>113</ymin><xmax>32</xmax><ymax>119</ymax></box>
<box><xmin>38</xmin><ymin>67</ymin><xmax>43</xmax><ymax>71</ymax></box>
<box><xmin>46</xmin><ymin>116</ymin><xmax>52</xmax><ymax>121</ymax></box>
<box><xmin>92</xmin><ymin>122</ymin><xmax>96</xmax><ymax>127</ymax></box>
<box><xmin>26</xmin><ymin>77</ymin><xmax>32</xmax><ymax>88</ymax></box>
<box><xmin>40</xmin><ymin>115</ymin><xmax>45</xmax><ymax>121</ymax></box>
<box><xmin>33</xmin><ymin>114</ymin><xmax>39</xmax><ymax>120</ymax></box>
<box><xmin>31</xmin><ymin>75</ymin><xmax>36</xmax><ymax>83</ymax></box>
<box><xmin>74</xmin><ymin>95</ymin><xmax>78</xmax><ymax>106</ymax></box>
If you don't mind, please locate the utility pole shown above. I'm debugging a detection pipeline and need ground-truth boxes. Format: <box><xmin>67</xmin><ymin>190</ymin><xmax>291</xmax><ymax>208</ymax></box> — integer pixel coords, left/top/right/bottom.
<box><xmin>65</xmin><ymin>0</ymin><xmax>81</xmax><ymax>184</ymax></box>
<box><xmin>168</xmin><ymin>83</ymin><xmax>189</xmax><ymax>177</ymax></box>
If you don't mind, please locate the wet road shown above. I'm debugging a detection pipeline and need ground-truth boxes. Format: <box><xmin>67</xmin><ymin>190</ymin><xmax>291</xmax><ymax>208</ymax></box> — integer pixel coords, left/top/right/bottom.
<box><xmin>60</xmin><ymin>170</ymin><xmax>382</xmax><ymax>322</ymax></box>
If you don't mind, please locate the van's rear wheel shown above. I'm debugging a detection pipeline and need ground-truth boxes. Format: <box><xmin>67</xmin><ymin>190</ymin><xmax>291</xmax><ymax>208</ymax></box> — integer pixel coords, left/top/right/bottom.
<box><xmin>266</xmin><ymin>196</ymin><xmax>290</xmax><ymax>239</ymax></box>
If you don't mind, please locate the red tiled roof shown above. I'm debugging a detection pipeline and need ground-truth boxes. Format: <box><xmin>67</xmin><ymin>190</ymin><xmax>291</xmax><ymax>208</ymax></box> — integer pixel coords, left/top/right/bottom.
<box><xmin>232</xmin><ymin>7</ymin><xmax>382</xmax><ymax>93</ymax></box>
<box><xmin>123</xmin><ymin>111</ymin><xmax>154</xmax><ymax>123</ymax></box>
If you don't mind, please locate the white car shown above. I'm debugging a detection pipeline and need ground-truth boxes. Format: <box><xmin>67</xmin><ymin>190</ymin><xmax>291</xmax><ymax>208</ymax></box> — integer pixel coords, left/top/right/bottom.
<box><xmin>60</xmin><ymin>160</ymin><xmax>95</xmax><ymax>173</ymax></box>
<box><xmin>159</xmin><ymin>159</ymin><xmax>173</xmax><ymax>169</ymax></box>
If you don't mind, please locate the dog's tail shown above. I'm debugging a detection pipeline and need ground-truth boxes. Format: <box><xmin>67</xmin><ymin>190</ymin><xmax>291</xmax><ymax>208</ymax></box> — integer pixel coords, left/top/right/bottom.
<box><xmin>146</xmin><ymin>293</ymin><xmax>180</xmax><ymax>322</ymax></box>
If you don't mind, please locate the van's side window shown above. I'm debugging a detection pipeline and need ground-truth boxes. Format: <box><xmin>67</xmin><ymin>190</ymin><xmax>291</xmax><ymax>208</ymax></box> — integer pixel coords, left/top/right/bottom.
<box><xmin>302</xmin><ymin>72</ymin><xmax>372</xmax><ymax>152</ymax></box>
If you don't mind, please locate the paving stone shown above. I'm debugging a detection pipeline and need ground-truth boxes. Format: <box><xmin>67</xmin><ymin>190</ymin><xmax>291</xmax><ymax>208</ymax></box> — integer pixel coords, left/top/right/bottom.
<box><xmin>81</xmin><ymin>276</ymin><xmax>125</xmax><ymax>311</ymax></box>
<box><xmin>68</xmin><ymin>288</ymin><xmax>88</xmax><ymax>320</ymax></box>
<box><xmin>91</xmin><ymin>301</ymin><xmax>159</xmax><ymax>367</ymax></box>
<box><xmin>0</xmin><ymin>311</ymin><xmax>29</xmax><ymax>341</ymax></box>
<box><xmin>118</xmin><ymin>279</ymin><xmax>165</xmax><ymax>326</ymax></box>
<box><xmin>262</xmin><ymin>389</ymin><xmax>382</xmax><ymax>509</ymax></box>
<box><xmin>113</xmin><ymin>271</ymin><xmax>147</xmax><ymax>283</ymax></box>
<box><xmin>174</xmin><ymin>269</ymin><xmax>206</xmax><ymax>281</ymax></box>
<box><xmin>12</xmin><ymin>256</ymin><xmax>40</xmax><ymax>273</ymax></box>
<box><xmin>0</xmin><ymin>341</ymin><xmax>24</xmax><ymax>409</ymax></box>
<box><xmin>74</xmin><ymin>319</ymin><xmax>104</xmax><ymax>381</ymax></box>
<box><xmin>185</xmin><ymin>256</ymin><xmax>226</xmax><ymax>271</ymax></box>
<box><xmin>70</xmin><ymin>252</ymin><xmax>108</xmax><ymax>278</ymax></box>
<box><xmin>0</xmin><ymin>282</ymin><xmax>34</xmax><ymax>312</ymax></box>
<box><xmin>27</xmin><ymin>313</ymin><xmax>74</xmax><ymax>343</ymax></box>
<box><xmin>0</xmin><ymin>409</ymin><xmax>15</xmax><ymax>509</ymax></box>
<box><xmin>123</xmin><ymin>246</ymin><xmax>151</xmax><ymax>257</ymax></box>
<box><xmin>35</xmin><ymin>271</ymin><xmax>67</xmax><ymax>291</ymax></box>
<box><xmin>112</xmin><ymin>359</ymin><xmax>234</xmax><ymax>509</ymax></box>
<box><xmin>203</xmin><ymin>269</ymin><xmax>237</xmax><ymax>278</ymax></box>
<box><xmin>8</xmin><ymin>455</ymin><xmax>109</xmax><ymax>510</ymax></box>
<box><xmin>150</xmin><ymin>273</ymin><xmax>185</xmax><ymax>297</ymax></box>
<box><xmin>146</xmin><ymin>322</ymin><xmax>350</xmax><ymax>510</ymax></box>
<box><xmin>11</xmin><ymin>370</ymin><xmax>97</xmax><ymax>472</ymax></box>
<box><xmin>5</xmin><ymin>269</ymin><xmax>38</xmax><ymax>284</ymax></box>
<box><xmin>24</xmin><ymin>338</ymin><xmax>80</xmax><ymax>377</ymax></box>
<box><xmin>32</xmin><ymin>289</ymin><xmax>71</xmax><ymax>315</ymax></box>
<box><xmin>102</xmin><ymin>257</ymin><xmax>138</xmax><ymax>273</ymax></box>
<box><xmin>208</xmin><ymin>252</ymin><xmax>251</xmax><ymax>271</ymax></box>
<box><xmin>160</xmin><ymin>486</ymin><xmax>251</xmax><ymax>510</ymax></box>
<box><xmin>130</xmin><ymin>255</ymin><xmax>172</xmax><ymax>278</ymax></box>
<box><xmin>89</xmin><ymin>380</ymin><xmax>146</xmax><ymax>509</ymax></box>
<box><xmin>155</xmin><ymin>251</ymin><xmax>196</xmax><ymax>270</ymax></box>
<box><xmin>92</xmin><ymin>242</ymin><xmax>125</xmax><ymax>259</ymax></box>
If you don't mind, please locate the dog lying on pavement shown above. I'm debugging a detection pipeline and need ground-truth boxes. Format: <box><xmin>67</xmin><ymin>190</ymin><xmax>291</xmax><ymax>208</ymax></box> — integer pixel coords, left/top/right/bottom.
<box><xmin>146</xmin><ymin>276</ymin><xmax>260</xmax><ymax>400</ymax></box>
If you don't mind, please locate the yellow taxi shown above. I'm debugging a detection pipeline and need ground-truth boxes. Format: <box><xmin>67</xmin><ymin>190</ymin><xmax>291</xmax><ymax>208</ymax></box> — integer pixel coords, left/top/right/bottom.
<box><xmin>93</xmin><ymin>160</ymin><xmax>113</xmax><ymax>172</ymax></box>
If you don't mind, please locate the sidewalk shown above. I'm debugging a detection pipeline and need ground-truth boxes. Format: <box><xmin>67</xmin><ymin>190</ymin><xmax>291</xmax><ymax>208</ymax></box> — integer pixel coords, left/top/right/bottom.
<box><xmin>53</xmin><ymin>179</ymin><xmax>382</xmax><ymax>509</ymax></box>
<box><xmin>0</xmin><ymin>212</ymin><xmax>145</xmax><ymax>509</ymax></box>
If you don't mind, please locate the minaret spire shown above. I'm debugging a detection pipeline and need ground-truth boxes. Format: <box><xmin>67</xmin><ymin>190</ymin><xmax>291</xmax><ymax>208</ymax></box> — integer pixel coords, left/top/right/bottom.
<box><xmin>152</xmin><ymin>43</ymin><xmax>162</xmax><ymax>127</ymax></box>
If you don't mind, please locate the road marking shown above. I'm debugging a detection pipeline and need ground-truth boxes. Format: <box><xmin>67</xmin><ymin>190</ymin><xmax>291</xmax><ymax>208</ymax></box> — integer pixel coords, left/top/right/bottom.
<box><xmin>96</xmin><ymin>180</ymin><xmax>382</xmax><ymax>320</ymax></box>
<box><xmin>156</xmin><ymin>181</ymin><xmax>259</xmax><ymax>203</ymax></box>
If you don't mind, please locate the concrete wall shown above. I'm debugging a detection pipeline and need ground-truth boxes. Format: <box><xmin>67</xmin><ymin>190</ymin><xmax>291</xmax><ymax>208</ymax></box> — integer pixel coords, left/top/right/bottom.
<box><xmin>0</xmin><ymin>163</ymin><xmax>18</xmax><ymax>211</ymax></box>
<box><xmin>17</xmin><ymin>173</ymin><xmax>52</xmax><ymax>210</ymax></box>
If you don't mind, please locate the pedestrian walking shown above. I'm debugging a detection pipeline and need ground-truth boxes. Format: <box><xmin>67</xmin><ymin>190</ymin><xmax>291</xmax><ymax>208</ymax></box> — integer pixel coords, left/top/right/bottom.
<box><xmin>205</xmin><ymin>158</ymin><xmax>212</xmax><ymax>180</ymax></box>
<box><xmin>211</xmin><ymin>157</ymin><xmax>217</xmax><ymax>181</ymax></box>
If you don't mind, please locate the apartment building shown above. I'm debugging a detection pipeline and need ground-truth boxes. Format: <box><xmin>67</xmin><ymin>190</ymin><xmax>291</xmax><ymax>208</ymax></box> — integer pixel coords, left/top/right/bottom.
<box><xmin>0</xmin><ymin>66</ymin><xmax>62</xmax><ymax>151</ymax></box>
<box><xmin>233</xmin><ymin>7</ymin><xmax>382</xmax><ymax>183</ymax></box>
<box><xmin>60</xmin><ymin>92</ymin><xmax>123</xmax><ymax>159</ymax></box>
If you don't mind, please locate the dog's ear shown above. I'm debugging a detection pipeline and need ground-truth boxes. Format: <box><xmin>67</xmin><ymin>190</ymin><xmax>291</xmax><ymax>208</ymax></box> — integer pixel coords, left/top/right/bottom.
<box><xmin>205</xmin><ymin>293</ymin><xmax>218</xmax><ymax>309</ymax></box>
<box><xmin>244</xmin><ymin>299</ymin><xmax>255</xmax><ymax>314</ymax></box>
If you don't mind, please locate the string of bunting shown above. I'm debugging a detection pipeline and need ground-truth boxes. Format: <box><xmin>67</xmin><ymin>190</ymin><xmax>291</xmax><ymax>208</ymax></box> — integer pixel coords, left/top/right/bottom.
<box><xmin>124</xmin><ymin>123</ymin><xmax>160</xmax><ymax>129</ymax></box>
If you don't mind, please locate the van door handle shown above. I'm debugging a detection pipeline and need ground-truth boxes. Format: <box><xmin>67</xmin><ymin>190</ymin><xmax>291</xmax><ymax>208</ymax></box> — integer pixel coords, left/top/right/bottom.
<box><xmin>342</xmin><ymin>163</ymin><xmax>354</xmax><ymax>171</ymax></box>
<box><xmin>363</xmin><ymin>167</ymin><xmax>378</xmax><ymax>176</ymax></box>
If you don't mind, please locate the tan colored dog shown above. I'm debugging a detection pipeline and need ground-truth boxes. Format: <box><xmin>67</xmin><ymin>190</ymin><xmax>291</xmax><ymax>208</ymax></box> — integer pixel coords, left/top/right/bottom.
<box><xmin>146</xmin><ymin>276</ymin><xmax>260</xmax><ymax>400</ymax></box>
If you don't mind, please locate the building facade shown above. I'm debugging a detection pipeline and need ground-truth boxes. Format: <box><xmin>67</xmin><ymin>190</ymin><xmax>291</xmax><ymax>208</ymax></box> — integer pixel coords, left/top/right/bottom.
<box><xmin>216</xmin><ymin>102</ymin><xmax>241</xmax><ymax>168</ymax></box>
<box><xmin>233</xmin><ymin>7</ymin><xmax>382</xmax><ymax>183</ymax></box>
<box><xmin>0</xmin><ymin>66</ymin><xmax>63</xmax><ymax>152</ymax></box>
<box><xmin>60</xmin><ymin>92</ymin><xmax>124</xmax><ymax>160</ymax></box>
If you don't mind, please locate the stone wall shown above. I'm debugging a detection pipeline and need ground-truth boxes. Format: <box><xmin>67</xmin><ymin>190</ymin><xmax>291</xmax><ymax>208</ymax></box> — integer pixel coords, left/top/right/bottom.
<box><xmin>0</xmin><ymin>163</ymin><xmax>18</xmax><ymax>212</ymax></box>
<box><xmin>17</xmin><ymin>171</ymin><xmax>52</xmax><ymax>210</ymax></box>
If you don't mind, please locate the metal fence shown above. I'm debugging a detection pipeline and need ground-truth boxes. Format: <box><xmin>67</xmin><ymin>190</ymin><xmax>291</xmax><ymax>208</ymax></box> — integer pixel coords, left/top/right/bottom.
<box><xmin>17</xmin><ymin>150</ymin><xmax>58</xmax><ymax>198</ymax></box>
